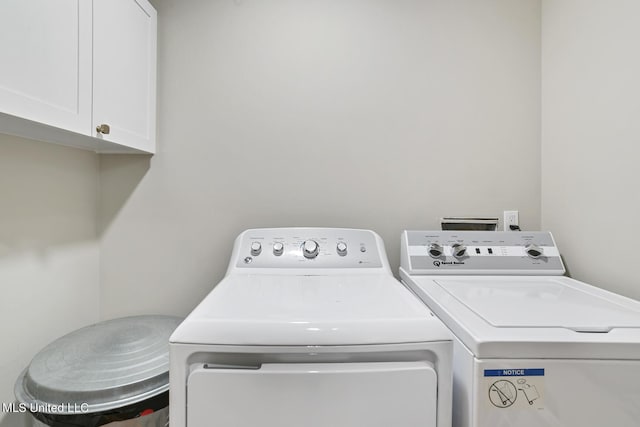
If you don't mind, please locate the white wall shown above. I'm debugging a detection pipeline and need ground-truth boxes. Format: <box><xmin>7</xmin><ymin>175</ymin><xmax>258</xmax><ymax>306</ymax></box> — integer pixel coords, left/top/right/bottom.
<box><xmin>541</xmin><ymin>0</ymin><xmax>640</xmax><ymax>300</ymax></box>
<box><xmin>100</xmin><ymin>0</ymin><xmax>542</xmax><ymax>319</ymax></box>
<box><xmin>0</xmin><ymin>135</ymin><xmax>100</xmax><ymax>425</ymax></box>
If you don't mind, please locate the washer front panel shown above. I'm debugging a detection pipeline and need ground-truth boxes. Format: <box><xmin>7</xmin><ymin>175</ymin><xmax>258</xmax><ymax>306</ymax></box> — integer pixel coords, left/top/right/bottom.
<box><xmin>473</xmin><ymin>358</ymin><xmax>640</xmax><ymax>427</ymax></box>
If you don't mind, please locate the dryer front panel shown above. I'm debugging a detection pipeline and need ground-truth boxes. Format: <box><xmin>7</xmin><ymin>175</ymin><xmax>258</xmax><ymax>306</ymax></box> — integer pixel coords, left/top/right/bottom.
<box><xmin>187</xmin><ymin>361</ymin><xmax>437</xmax><ymax>427</ymax></box>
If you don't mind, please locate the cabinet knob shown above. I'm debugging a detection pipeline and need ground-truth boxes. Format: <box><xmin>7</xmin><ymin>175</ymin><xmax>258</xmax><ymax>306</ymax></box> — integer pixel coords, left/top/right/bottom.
<box><xmin>96</xmin><ymin>124</ymin><xmax>110</xmax><ymax>135</ymax></box>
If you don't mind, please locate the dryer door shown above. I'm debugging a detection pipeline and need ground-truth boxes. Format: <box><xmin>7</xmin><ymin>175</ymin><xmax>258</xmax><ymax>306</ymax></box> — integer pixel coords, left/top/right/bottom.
<box><xmin>187</xmin><ymin>361</ymin><xmax>437</xmax><ymax>427</ymax></box>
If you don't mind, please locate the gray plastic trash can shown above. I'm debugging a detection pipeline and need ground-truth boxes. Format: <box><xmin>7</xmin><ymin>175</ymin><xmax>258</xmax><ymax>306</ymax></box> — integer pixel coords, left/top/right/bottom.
<box><xmin>14</xmin><ymin>315</ymin><xmax>181</xmax><ymax>427</ymax></box>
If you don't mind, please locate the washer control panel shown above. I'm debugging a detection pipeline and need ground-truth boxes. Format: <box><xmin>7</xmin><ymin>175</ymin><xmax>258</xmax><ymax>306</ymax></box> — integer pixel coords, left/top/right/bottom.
<box><xmin>235</xmin><ymin>228</ymin><xmax>383</xmax><ymax>269</ymax></box>
<box><xmin>401</xmin><ymin>231</ymin><xmax>565</xmax><ymax>275</ymax></box>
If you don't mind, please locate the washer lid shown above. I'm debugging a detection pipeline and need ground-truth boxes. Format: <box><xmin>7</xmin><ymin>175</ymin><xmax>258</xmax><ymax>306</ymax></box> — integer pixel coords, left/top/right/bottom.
<box><xmin>170</xmin><ymin>274</ymin><xmax>452</xmax><ymax>346</ymax></box>
<box><xmin>399</xmin><ymin>272</ymin><xmax>640</xmax><ymax>359</ymax></box>
<box><xmin>15</xmin><ymin>315</ymin><xmax>182</xmax><ymax>414</ymax></box>
<box><xmin>439</xmin><ymin>277</ymin><xmax>640</xmax><ymax>332</ymax></box>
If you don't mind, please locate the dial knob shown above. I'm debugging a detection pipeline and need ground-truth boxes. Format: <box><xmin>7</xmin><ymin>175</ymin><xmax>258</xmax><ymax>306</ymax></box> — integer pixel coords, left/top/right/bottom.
<box><xmin>451</xmin><ymin>243</ymin><xmax>467</xmax><ymax>258</ymax></box>
<box><xmin>250</xmin><ymin>241</ymin><xmax>262</xmax><ymax>256</ymax></box>
<box><xmin>525</xmin><ymin>243</ymin><xmax>543</xmax><ymax>259</ymax></box>
<box><xmin>302</xmin><ymin>240</ymin><xmax>320</xmax><ymax>259</ymax></box>
<box><xmin>428</xmin><ymin>243</ymin><xmax>443</xmax><ymax>258</ymax></box>
<box><xmin>336</xmin><ymin>242</ymin><xmax>348</xmax><ymax>256</ymax></box>
<box><xmin>273</xmin><ymin>242</ymin><xmax>284</xmax><ymax>256</ymax></box>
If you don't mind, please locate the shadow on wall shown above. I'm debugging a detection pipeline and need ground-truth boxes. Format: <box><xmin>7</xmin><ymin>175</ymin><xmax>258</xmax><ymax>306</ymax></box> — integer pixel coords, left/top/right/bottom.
<box><xmin>0</xmin><ymin>136</ymin><xmax>150</xmax><ymax>261</ymax></box>
<box><xmin>99</xmin><ymin>154</ymin><xmax>152</xmax><ymax>234</ymax></box>
<box><xmin>0</xmin><ymin>135</ymin><xmax>100</xmax><ymax>257</ymax></box>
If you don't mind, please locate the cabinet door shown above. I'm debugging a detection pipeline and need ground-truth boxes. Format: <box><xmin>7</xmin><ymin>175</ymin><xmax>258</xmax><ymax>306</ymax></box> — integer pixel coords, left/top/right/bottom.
<box><xmin>93</xmin><ymin>0</ymin><xmax>157</xmax><ymax>153</ymax></box>
<box><xmin>0</xmin><ymin>0</ymin><xmax>92</xmax><ymax>134</ymax></box>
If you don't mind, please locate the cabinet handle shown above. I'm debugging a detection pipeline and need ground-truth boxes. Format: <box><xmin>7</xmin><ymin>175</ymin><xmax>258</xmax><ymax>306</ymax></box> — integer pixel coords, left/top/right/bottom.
<box><xmin>96</xmin><ymin>124</ymin><xmax>111</xmax><ymax>135</ymax></box>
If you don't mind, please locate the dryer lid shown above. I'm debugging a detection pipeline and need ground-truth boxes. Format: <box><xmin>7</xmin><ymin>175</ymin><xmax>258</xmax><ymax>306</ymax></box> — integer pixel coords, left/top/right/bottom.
<box><xmin>170</xmin><ymin>274</ymin><xmax>452</xmax><ymax>346</ymax></box>
<box><xmin>436</xmin><ymin>277</ymin><xmax>640</xmax><ymax>332</ymax></box>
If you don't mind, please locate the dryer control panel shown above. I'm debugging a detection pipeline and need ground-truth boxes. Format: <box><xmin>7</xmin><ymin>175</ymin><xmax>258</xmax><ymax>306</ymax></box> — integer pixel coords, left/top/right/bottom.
<box><xmin>401</xmin><ymin>231</ymin><xmax>565</xmax><ymax>275</ymax></box>
<box><xmin>231</xmin><ymin>228</ymin><xmax>385</xmax><ymax>270</ymax></box>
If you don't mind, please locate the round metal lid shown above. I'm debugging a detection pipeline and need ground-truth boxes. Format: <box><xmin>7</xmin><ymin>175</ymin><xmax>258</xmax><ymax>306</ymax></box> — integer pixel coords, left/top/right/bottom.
<box><xmin>15</xmin><ymin>315</ymin><xmax>182</xmax><ymax>414</ymax></box>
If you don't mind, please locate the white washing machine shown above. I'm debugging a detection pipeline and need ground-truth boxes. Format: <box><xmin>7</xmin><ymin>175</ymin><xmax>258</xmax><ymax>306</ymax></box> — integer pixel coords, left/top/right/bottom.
<box><xmin>399</xmin><ymin>230</ymin><xmax>640</xmax><ymax>427</ymax></box>
<box><xmin>170</xmin><ymin>228</ymin><xmax>452</xmax><ymax>427</ymax></box>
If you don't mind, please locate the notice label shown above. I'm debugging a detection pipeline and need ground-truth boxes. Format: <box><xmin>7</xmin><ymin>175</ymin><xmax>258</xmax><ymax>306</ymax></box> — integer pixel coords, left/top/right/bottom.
<box><xmin>484</xmin><ymin>368</ymin><xmax>544</xmax><ymax>410</ymax></box>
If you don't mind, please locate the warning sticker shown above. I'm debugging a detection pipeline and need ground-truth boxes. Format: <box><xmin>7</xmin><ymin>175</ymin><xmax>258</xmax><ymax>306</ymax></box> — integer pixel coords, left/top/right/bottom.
<box><xmin>484</xmin><ymin>369</ymin><xmax>544</xmax><ymax>410</ymax></box>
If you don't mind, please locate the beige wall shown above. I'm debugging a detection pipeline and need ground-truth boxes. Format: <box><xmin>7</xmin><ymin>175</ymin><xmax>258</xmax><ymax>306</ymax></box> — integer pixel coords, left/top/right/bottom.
<box><xmin>541</xmin><ymin>0</ymin><xmax>640</xmax><ymax>300</ymax></box>
<box><xmin>99</xmin><ymin>0</ymin><xmax>542</xmax><ymax>319</ymax></box>
<box><xmin>0</xmin><ymin>135</ymin><xmax>99</xmax><ymax>425</ymax></box>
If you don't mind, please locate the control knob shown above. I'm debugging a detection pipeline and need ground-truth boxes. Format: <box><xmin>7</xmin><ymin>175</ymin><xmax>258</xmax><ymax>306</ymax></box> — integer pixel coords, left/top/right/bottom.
<box><xmin>250</xmin><ymin>242</ymin><xmax>262</xmax><ymax>256</ymax></box>
<box><xmin>451</xmin><ymin>243</ymin><xmax>467</xmax><ymax>258</ymax></box>
<box><xmin>525</xmin><ymin>243</ymin><xmax>543</xmax><ymax>259</ymax></box>
<box><xmin>336</xmin><ymin>242</ymin><xmax>348</xmax><ymax>256</ymax></box>
<box><xmin>428</xmin><ymin>243</ymin><xmax>443</xmax><ymax>258</ymax></box>
<box><xmin>302</xmin><ymin>240</ymin><xmax>320</xmax><ymax>259</ymax></box>
<box><xmin>273</xmin><ymin>242</ymin><xmax>284</xmax><ymax>256</ymax></box>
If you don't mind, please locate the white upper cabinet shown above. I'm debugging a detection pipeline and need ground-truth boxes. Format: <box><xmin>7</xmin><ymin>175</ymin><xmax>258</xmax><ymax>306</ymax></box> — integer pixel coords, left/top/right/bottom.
<box><xmin>0</xmin><ymin>0</ymin><xmax>92</xmax><ymax>135</ymax></box>
<box><xmin>0</xmin><ymin>0</ymin><xmax>157</xmax><ymax>154</ymax></box>
<box><xmin>93</xmin><ymin>0</ymin><xmax>157</xmax><ymax>153</ymax></box>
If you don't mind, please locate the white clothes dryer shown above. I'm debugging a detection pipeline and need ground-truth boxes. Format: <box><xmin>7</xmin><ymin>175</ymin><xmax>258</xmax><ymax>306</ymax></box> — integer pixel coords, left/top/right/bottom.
<box><xmin>399</xmin><ymin>230</ymin><xmax>640</xmax><ymax>427</ymax></box>
<box><xmin>170</xmin><ymin>228</ymin><xmax>452</xmax><ymax>427</ymax></box>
